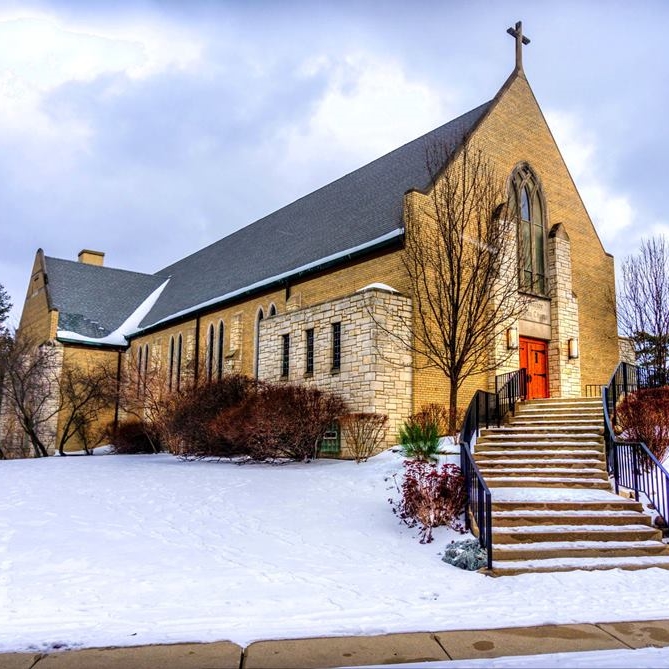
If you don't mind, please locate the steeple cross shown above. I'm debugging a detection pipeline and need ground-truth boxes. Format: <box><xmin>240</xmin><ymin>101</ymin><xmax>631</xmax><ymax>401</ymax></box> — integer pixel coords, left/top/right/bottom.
<box><xmin>507</xmin><ymin>21</ymin><xmax>530</xmax><ymax>71</ymax></box>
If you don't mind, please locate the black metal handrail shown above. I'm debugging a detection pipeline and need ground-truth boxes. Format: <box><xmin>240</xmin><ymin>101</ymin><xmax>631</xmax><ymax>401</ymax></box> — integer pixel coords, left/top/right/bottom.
<box><xmin>458</xmin><ymin>369</ymin><xmax>527</xmax><ymax>571</ymax></box>
<box><xmin>603</xmin><ymin>361</ymin><xmax>669</xmax><ymax>528</ymax></box>
<box><xmin>495</xmin><ymin>368</ymin><xmax>527</xmax><ymax>420</ymax></box>
<box><xmin>459</xmin><ymin>390</ymin><xmax>495</xmax><ymax>570</ymax></box>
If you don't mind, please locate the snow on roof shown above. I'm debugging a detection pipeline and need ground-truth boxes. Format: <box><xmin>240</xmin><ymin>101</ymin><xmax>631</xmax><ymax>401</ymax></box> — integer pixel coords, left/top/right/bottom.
<box><xmin>57</xmin><ymin>279</ymin><xmax>169</xmax><ymax>347</ymax></box>
<box><xmin>356</xmin><ymin>282</ymin><xmax>399</xmax><ymax>294</ymax></box>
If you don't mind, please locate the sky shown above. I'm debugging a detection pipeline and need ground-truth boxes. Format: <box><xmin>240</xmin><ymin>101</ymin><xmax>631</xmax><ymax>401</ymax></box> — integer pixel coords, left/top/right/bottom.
<box><xmin>0</xmin><ymin>0</ymin><xmax>667</xmax><ymax>326</ymax></box>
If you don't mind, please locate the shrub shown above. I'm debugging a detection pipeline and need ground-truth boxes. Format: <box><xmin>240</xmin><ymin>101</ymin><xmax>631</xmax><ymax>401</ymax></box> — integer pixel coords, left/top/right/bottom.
<box><xmin>398</xmin><ymin>415</ymin><xmax>440</xmax><ymax>462</ymax></box>
<box><xmin>390</xmin><ymin>460</ymin><xmax>466</xmax><ymax>543</ymax></box>
<box><xmin>177</xmin><ymin>378</ymin><xmax>346</xmax><ymax>462</ymax></box>
<box><xmin>170</xmin><ymin>375</ymin><xmax>259</xmax><ymax>458</ymax></box>
<box><xmin>107</xmin><ymin>420</ymin><xmax>162</xmax><ymax>454</ymax></box>
<box><xmin>617</xmin><ymin>387</ymin><xmax>669</xmax><ymax>464</ymax></box>
<box><xmin>340</xmin><ymin>412</ymin><xmax>388</xmax><ymax>462</ymax></box>
<box><xmin>242</xmin><ymin>384</ymin><xmax>347</xmax><ymax>461</ymax></box>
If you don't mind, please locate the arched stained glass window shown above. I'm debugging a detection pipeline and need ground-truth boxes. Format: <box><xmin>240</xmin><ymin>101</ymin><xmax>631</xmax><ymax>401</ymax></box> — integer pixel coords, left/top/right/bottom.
<box><xmin>254</xmin><ymin>308</ymin><xmax>264</xmax><ymax>379</ymax></box>
<box><xmin>511</xmin><ymin>165</ymin><xmax>547</xmax><ymax>295</ymax></box>
<box><xmin>206</xmin><ymin>324</ymin><xmax>214</xmax><ymax>382</ymax></box>
<box><xmin>175</xmin><ymin>334</ymin><xmax>183</xmax><ymax>391</ymax></box>
<box><xmin>168</xmin><ymin>336</ymin><xmax>175</xmax><ymax>391</ymax></box>
<box><xmin>217</xmin><ymin>321</ymin><xmax>224</xmax><ymax>381</ymax></box>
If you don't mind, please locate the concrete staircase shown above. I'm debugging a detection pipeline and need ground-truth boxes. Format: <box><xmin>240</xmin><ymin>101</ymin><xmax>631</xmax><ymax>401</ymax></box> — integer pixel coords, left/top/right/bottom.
<box><xmin>474</xmin><ymin>397</ymin><xmax>669</xmax><ymax>575</ymax></box>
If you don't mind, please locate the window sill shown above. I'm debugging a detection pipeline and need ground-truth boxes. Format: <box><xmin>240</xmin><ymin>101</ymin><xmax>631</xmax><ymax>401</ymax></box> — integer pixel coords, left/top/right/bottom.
<box><xmin>330</xmin><ymin>367</ymin><xmax>341</xmax><ymax>375</ymax></box>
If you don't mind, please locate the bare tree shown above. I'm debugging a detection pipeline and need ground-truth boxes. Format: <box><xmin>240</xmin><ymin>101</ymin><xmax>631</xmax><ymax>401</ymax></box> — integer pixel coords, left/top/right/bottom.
<box><xmin>617</xmin><ymin>236</ymin><xmax>669</xmax><ymax>385</ymax></box>
<box><xmin>0</xmin><ymin>335</ymin><xmax>115</xmax><ymax>457</ymax></box>
<box><xmin>398</xmin><ymin>143</ymin><xmax>530</xmax><ymax>431</ymax></box>
<box><xmin>56</xmin><ymin>362</ymin><xmax>116</xmax><ymax>455</ymax></box>
<box><xmin>112</xmin><ymin>349</ymin><xmax>174</xmax><ymax>453</ymax></box>
<box><xmin>0</xmin><ymin>336</ymin><xmax>60</xmax><ymax>457</ymax></box>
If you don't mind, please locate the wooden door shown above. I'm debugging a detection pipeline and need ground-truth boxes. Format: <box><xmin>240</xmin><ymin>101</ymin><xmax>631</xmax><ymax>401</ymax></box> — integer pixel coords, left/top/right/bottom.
<box><xmin>519</xmin><ymin>337</ymin><xmax>549</xmax><ymax>399</ymax></box>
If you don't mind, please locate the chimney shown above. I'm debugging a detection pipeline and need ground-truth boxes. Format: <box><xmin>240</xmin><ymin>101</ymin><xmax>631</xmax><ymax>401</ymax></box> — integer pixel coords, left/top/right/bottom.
<box><xmin>78</xmin><ymin>249</ymin><xmax>105</xmax><ymax>266</ymax></box>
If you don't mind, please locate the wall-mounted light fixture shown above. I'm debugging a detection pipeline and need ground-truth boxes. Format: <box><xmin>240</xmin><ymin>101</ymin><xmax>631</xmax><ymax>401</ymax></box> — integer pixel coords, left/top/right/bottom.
<box><xmin>568</xmin><ymin>338</ymin><xmax>579</xmax><ymax>359</ymax></box>
<box><xmin>507</xmin><ymin>326</ymin><xmax>519</xmax><ymax>350</ymax></box>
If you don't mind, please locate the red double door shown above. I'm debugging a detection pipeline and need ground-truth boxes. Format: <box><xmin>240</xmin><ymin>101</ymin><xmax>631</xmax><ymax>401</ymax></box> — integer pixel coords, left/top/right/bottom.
<box><xmin>519</xmin><ymin>337</ymin><xmax>549</xmax><ymax>400</ymax></box>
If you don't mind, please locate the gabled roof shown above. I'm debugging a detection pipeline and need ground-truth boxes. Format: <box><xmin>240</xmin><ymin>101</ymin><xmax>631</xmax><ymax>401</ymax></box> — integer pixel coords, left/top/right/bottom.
<box><xmin>43</xmin><ymin>97</ymin><xmax>493</xmax><ymax>344</ymax></box>
<box><xmin>138</xmin><ymin>100</ymin><xmax>493</xmax><ymax>329</ymax></box>
<box><xmin>44</xmin><ymin>257</ymin><xmax>165</xmax><ymax>341</ymax></box>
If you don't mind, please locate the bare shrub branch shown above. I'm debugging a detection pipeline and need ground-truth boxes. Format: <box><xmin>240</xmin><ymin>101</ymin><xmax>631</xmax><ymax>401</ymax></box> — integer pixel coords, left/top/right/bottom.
<box><xmin>340</xmin><ymin>413</ymin><xmax>388</xmax><ymax>463</ymax></box>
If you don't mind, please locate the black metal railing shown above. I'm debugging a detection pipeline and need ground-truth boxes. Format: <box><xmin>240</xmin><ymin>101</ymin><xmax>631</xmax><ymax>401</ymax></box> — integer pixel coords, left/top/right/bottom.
<box><xmin>460</xmin><ymin>389</ymin><xmax>495</xmax><ymax>570</ymax></box>
<box><xmin>584</xmin><ymin>384</ymin><xmax>603</xmax><ymax>398</ymax></box>
<box><xmin>459</xmin><ymin>369</ymin><xmax>527</xmax><ymax>571</ymax></box>
<box><xmin>495</xmin><ymin>368</ymin><xmax>527</xmax><ymax>420</ymax></box>
<box><xmin>603</xmin><ymin>361</ymin><xmax>669</xmax><ymax>529</ymax></box>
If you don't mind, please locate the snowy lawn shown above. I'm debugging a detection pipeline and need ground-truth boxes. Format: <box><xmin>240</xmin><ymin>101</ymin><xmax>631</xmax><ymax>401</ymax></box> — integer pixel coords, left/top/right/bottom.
<box><xmin>1</xmin><ymin>449</ymin><xmax>669</xmax><ymax>654</ymax></box>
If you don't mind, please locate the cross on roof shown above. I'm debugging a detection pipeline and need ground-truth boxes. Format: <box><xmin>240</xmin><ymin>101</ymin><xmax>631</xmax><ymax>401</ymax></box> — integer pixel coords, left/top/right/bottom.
<box><xmin>507</xmin><ymin>21</ymin><xmax>530</xmax><ymax>71</ymax></box>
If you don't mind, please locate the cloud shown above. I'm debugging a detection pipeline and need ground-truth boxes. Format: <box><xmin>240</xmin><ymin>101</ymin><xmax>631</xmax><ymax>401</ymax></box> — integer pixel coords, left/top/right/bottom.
<box><xmin>276</xmin><ymin>53</ymin><xmax>452</xmax><ymax>187</ymax></box>
<box><xmin>545</xmin><ymin>109</ymin><xmax>634</xmax><ymax>247</ymax></box>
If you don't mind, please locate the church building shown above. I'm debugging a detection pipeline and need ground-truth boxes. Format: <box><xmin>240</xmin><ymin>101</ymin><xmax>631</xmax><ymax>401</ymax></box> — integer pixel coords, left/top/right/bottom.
<box><xmin>6</xmin><ymin>25</ymin><xmax>622</xmax><ymax>456</ymax></box>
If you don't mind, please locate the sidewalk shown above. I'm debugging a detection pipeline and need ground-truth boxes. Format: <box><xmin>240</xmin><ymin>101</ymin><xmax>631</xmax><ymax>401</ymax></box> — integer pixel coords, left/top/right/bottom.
<box><xmin>3</xmin><ymin>618</ymin><xmax>669</xmax><ymax>669</ymax></box>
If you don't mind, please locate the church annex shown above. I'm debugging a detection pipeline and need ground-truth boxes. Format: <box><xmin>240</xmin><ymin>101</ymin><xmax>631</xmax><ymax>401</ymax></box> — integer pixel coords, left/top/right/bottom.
<box><xmin>7</xmin><ymin>27</ymin><xmax>621</xmax><ymax>456</ymax></box>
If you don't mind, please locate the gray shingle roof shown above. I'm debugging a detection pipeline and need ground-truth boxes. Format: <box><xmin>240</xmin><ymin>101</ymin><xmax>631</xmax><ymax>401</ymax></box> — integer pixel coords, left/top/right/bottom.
<box><xmin>139</xmin><ymin>100</ymin><xmax>492</xmax><ymax>329</ymax></box>
<box><xmin>44</xmin><ymin>257</ymin><xmax>165</xmax><ymax>339</ymax></box>
<box><xmin>43</xmin><ymin>99</ymin><xmax>492</xmax><ymax>342</ymax></box>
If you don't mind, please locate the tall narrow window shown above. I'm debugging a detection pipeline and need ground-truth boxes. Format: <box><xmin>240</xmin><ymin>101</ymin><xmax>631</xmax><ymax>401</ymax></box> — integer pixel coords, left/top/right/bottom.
<box><xmin>255</xmin><ymin>308</ymin><xmax>264</xmax><ymax>378</ymax></box>
<box><xmin>511</xmin><ymin>165</ymin><xmax>547</xmax><ymax>296</ymax></box>
<box><xmin>331</xmin><ymin>322</ymin><xmax>341</xmax><ymax>372</ymax></box>
<box><xmin>281</xmin><ymin>333</ymin><xmax>290</xmax><ymax>378</ymax></box>
<box><xmin>269</xmin><ymin>303</ymin><xmax>277</xmax><ymax>317</ymax></box>
<box><xmin>168</xmin><ymin>336</ymin><xmax>175</xmax><ymax>391</ymax></box>
<box><xmin>305</xmin><ymin>328</ymin><xmax>314</xmax><ymax>375</ymax></box>
<box><xmin>206</xmin><ymin>324</ymin><xmax>214</xmax><ymax>382</ymax></box>
<box><xmin>175</xmin><ymin>333</ymin><xmax>183</xmax><ymax>391</ymax></box>
<box><xmin>137</xmin><ymin>345</ymin><xmax>143</xmax><ymax>394</ymax></box>
<box><xmin>217</xmin><ymin>321</ymin><xmax>224</xmax><ymax>381</ymax></box>
<box><xmin>143</xmin><ymin>344</ymin><xmax>149</xmax><ymax>394</ymax></box>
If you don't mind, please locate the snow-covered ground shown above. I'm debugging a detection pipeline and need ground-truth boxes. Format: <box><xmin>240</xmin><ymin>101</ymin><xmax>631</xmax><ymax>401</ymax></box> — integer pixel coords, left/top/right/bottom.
<box><xmin>1</xmin><ymin>449</ymin><xmax>669</xmax><ymax>655</ymax></box>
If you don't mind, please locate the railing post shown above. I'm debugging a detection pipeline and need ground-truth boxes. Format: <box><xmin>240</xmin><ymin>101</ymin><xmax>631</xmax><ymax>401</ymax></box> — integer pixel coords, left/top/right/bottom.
<box><xmin>612</xmin><ymin>440</ymin><xmax>620</xmax><ymax>495</ymax></box>
<box><xmin>477</xmin><ymin>483</ymin><xmax>484</xmax><ymax>550</ymax></box>
<box><xmin>632</xmin><ymin>444</ymin><xmax>640</xmax><ymax>502</ymax></box>
<box><xmin>485</xmin><ymin>489</ymin><xmax>492</xmax><ymax>570</ymax></box>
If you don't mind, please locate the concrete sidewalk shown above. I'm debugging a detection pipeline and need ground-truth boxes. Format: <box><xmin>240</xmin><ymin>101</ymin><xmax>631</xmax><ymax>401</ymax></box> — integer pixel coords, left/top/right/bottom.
<box><xmin>2</xmin><ymin>618</ymin><xmax>669</xmax><ymax>669</ymax></box>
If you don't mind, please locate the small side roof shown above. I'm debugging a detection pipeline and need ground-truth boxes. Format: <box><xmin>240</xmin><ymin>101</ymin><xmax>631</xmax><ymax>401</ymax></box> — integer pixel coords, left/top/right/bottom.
<box><xmin>44</xmin><ymin>257</ymin><xmax>165</xmax><ymax>341</ymax></box>
<box><xmin>138</xmin><ymin>100</ymin><xmax>493</xmax><ymax>329</ymax></box>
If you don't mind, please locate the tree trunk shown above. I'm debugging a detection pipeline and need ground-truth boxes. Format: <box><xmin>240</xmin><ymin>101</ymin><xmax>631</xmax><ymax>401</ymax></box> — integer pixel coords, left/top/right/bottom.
<box><xmin>448</xmin><ymin>380</ymin><xmax>459</xmax><ymax>434</ymax></box>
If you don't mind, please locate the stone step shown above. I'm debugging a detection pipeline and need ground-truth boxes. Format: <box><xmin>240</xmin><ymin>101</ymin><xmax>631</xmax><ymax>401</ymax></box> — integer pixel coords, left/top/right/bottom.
<box><xmin>515</xmin><ymin>407</ymin><xmax>602</xmax><ymax>416</ymax></box>
<box><xmin>492</xmin><ymin>524</ymin><xmax>662</xmax><ymax>544</ymax></box>
<box><xmin>492</xmin><ymin>539</ymin><xmax>669</xmax><ymax>561</ymax></box>
<box><xmin>485</xmin><ymin>476</ymin><xmax>612</xmax><ymax>489</ymax></box>
<box><xmin>492</xmin><ymin>554</ymin><xmax>669</xmax><ymax>575</ymax></box>
<box><xmin>491</xmin><ymin>499</ymin><xmax>644</xmax><ymax>513</ymax></box>
<box><xmin>476</xmin><ymin>458</ymin><xmax>606</xmax><ymax>470</ymax></box>
<box><xmin>479</xmin><ymin>431</ymin><xmax>603</xmax><ymax>442</ymax></box>
<box><xmin>521</xmin><ymin>398</ymin><xmax>602</xmax><ymax>407</ymax></box>
<box><xmin>474</xmin><ymin>439</ymin><xmax>604</xmax><ymax>457</ymax></box>
<box><xmin>492</xmin><ymin>509</ymin><xmax>652</xmax><ymax>527</ymax></box>
<box><xmin>481</xmin><ymin>425</ymin><xmax>603</xmax><ymax>435</ymax></box>
<box><xmin>479</xmin><ymin>467</ymin><xmax>608</xmax><ymax>479</ymax></box>
<box><xmin>510</xmin><ymin>417</ymin><xmax>603</xmax><ymax>426</ymax></box>
<box><xmin>475</xmin><ymin>449</ymin><xmax>605</xmax><ymax>460</ymax></box>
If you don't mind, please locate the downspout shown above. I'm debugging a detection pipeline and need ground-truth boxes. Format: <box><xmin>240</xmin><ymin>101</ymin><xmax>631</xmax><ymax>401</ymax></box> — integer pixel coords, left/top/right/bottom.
<box><xmin>113</xmin><ymin>350</ymin><xmax>122</xmax><ymax>433</ymax></box>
